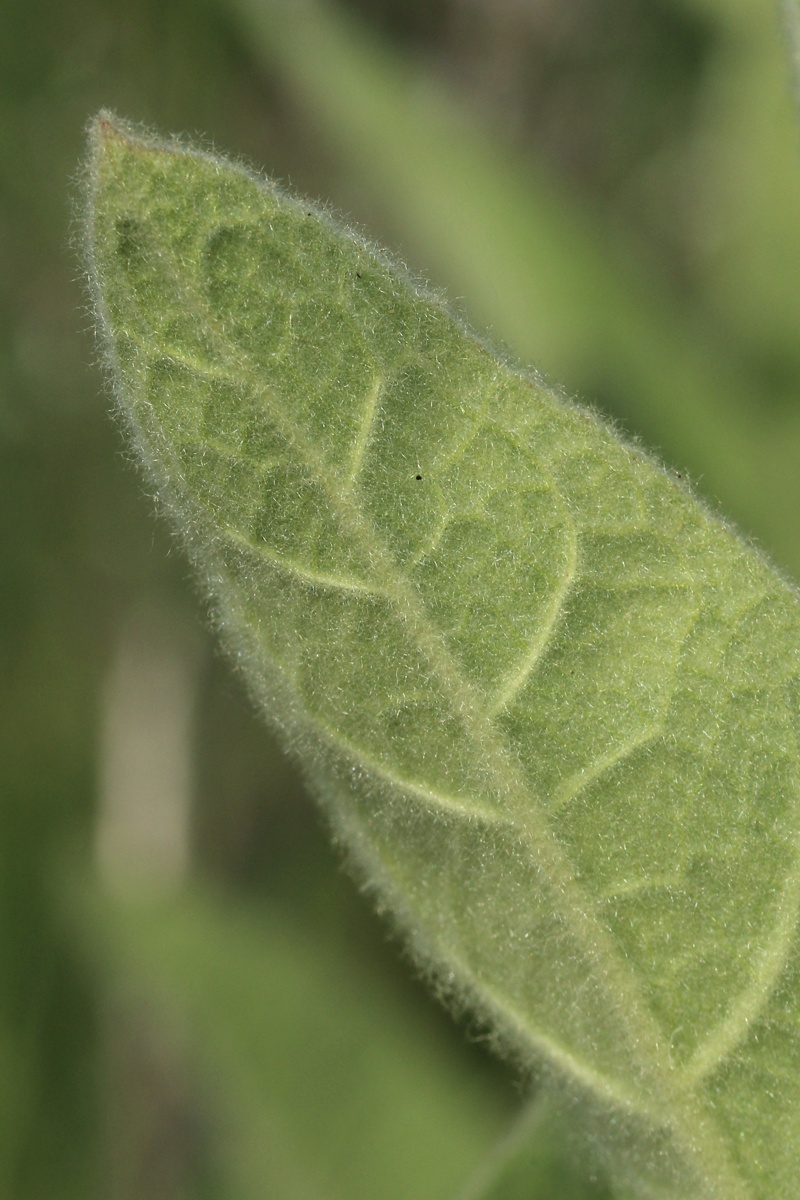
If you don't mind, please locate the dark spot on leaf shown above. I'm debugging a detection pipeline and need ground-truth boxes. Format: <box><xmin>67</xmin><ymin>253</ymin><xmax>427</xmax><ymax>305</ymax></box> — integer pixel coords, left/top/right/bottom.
<box><xmin>415</xmin><ymin>474</ymin><xmax>422</xmax><ymax>481</ymax></box>
<box><xmin>114</xmin><ymin>216</ymin><xmax>146</xmax><ymax>265</ymax></box>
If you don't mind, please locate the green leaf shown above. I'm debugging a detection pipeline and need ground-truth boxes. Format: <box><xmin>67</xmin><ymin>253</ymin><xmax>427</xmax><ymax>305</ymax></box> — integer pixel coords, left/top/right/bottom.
<box><xmin>74</xmin><ymin>881</ymin><xmax>511</xmax><ymax>1200</ymax></box>
<box><xmin>85</xmin><ymin>113</ymin><xmax>800</xmax><ymax>1199</ymax></box>
<box><xmin>221</xmin><ymin>0</ymin><xmax>781</xmax><ymax>557</ymax></box>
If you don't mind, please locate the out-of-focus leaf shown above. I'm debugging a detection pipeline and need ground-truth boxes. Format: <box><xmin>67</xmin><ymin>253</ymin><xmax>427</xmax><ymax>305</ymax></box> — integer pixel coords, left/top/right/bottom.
<box><xmin>77</xmin><ymin>883</ymin><xmax>513</xmax><ymax>1200</ymax></box>
<box><xmin>678</xmin><ymin>0</ymin><xmax>800</xmax><ymax>386</ymax></box>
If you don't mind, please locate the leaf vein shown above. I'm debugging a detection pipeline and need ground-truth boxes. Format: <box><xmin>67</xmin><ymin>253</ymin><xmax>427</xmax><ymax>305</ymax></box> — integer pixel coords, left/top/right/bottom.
<box><xmin>549</xmin><ymin>724</ymin><xmax>664</xmax><ymax>816</ymax></box>
<box><xmin>486</xmin><ymin>516</ymin><xmax>578</xmax><ymax>716</ymax></box>
<box><xmin>680</xmin><ymin>865</ymin><xmax>800</xmax><ymax>1087</ymax></box>
<box><xmin>219</xmin><ymin>522</ymin><xmax>386</xmax><ymax>596</ymax></box>
<box><xmin>345</xmin><ymin>370</ymin><xmax>386</xmax><ymax>488</ymax></box>
<box><xmin>311</xmin><ymin>719</ymin><xmax>510</xmax><ymax>825</ymax></box>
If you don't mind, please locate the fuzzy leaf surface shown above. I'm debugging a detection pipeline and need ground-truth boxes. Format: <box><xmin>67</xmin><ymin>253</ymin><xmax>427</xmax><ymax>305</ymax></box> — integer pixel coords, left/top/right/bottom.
<box><xmin>85</xmin><ymin>114</ymin><xmax>800</xmax><ymax>1199</ymax></box>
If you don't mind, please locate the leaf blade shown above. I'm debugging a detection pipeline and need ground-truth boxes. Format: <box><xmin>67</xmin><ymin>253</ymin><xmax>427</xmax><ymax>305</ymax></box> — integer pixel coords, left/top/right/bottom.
<box><xmin>85</xmin><ymin>113</ymin><xmax>800</xmax><ymax>1199</ymax></box>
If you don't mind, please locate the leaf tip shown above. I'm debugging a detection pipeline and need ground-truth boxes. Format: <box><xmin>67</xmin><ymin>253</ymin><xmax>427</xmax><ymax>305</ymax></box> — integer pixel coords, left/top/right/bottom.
<box><xmin>90</xmin><ymin>108</ymin><xmax>123</xmax><ymax>143</ymax></box>
<box><xmin>87</xmin><ymin>110</ymin><xmax>144</xmax><ymax>172</ymax></box>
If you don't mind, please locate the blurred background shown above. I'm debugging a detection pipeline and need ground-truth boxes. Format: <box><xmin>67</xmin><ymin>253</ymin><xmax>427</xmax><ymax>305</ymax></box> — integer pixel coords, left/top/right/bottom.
<box><xmin>2</xmin><ymin>0</ymin><xmax>800</xmax><ymax>1196</ymax></box>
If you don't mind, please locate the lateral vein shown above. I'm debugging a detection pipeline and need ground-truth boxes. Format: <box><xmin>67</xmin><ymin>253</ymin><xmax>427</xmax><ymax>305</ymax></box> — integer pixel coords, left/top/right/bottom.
<box><xmin>681</xmin><ymin>866</ymin><xmax>800</xmax><ymax>1087</ymax></box>
<box><xmin>311</xmin><ymin>718</ymin><xmax>510</xmax><ymax>826</ymax></box>
<box><xmin>486</xmin><ymin>515</ymin><xmax>578</xmax><ymax>716</ymax></box>
<box><xmin>219</xmin><ymin>522</ymin><xmax>385</xmax><ymax>597</ymax></box>
<box><xmin>346</xmin><ymin>371</ymin><xmax>385</xmax><ymax>488</ymax></box>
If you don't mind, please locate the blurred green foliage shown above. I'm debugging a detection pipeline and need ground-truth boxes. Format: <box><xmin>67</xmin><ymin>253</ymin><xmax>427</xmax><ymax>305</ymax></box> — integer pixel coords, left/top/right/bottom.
<box><xmin>2</xmin><ymin>0</ymin><xmax>800</xmax><ymax>1197</ymax></box>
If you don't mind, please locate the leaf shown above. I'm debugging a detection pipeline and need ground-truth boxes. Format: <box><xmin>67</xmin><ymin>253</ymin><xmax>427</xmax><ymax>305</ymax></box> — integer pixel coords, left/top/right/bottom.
<box><xmin>73</xmin><ymin>881</ymin><xmax>511</xmax><ymax>1200</ymax></box>
<box><xmin>84</xmin><ymin>113</ymin><xmax>800</xmax><ymax>1199</ymax></box>
<box><xmin>221</xmin><ymin>0</ymin><xmax>780</xmax><ymax>555</ymax></box>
